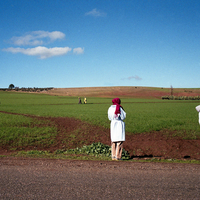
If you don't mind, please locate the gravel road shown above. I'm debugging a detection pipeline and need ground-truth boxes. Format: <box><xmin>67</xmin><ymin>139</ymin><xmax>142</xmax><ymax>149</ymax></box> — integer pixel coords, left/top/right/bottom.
<box><xmin>0</xmin><ymin>157</ymin><xmax>199</xmax><ymax>200</ymax></box>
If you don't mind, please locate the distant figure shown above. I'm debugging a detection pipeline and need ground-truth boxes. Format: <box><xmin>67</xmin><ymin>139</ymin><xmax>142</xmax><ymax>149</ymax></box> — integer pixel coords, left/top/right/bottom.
<box><xmin>108</xmin><ymin>98</ymin><xmax>126</xmax><ymax>160</ymax></box>
<box><xmin>195</xmin><ymin>105</ymin><xmax>200</xmax><ymax>124</ymax></box>
<box><xmin>84</xmin><ymin>97</ymin><xmax>87</xmax><ymax>104</ymax></box>
<box><xmin>78</xmin><ymin>97</ymin><xmax>82</xmax><ymax>104</ymax></box>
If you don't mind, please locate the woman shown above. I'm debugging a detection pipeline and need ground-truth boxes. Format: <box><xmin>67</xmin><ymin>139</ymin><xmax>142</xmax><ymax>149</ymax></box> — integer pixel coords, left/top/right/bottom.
<box><xmin>108</xmin><ymin>98</ymin><xmax>126</xmax><ymax>160</ymax></box>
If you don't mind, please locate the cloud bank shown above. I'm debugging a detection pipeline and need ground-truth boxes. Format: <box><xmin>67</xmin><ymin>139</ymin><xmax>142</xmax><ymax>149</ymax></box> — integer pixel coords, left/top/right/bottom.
<box><xmin>85</xmin><ymin>8</ymin><xmax>106</xmax><ymax>17</ymax></box>
<box><xmin>3</xmin><ymin>31</ymin><xmax>84</xmax><ymax>59</ymax></box>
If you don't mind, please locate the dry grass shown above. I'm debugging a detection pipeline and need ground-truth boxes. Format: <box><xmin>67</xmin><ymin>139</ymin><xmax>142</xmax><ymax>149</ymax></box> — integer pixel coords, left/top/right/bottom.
<box><xmin>38</xmin><ymin>86</ymin><xmax>200</xmax><ymax>99</ymax></box>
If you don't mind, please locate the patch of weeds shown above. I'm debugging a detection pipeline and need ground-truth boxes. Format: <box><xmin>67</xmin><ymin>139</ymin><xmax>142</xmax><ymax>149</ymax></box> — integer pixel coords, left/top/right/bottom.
<box><xmin>9</xmin><ymin>147</ymin><xmax>17</xmax><ymax>151</ymax></box>
<box><xmin>183</xmin><ymin>132</ymin><xmax>199</xmax><ymax>140</ymax></box>
<box><xmin>55</xmin><ymin>142</ymin><xmax>130</xmax><ymax>160</ymax></box>
<box><xmin>69</xmin><ymin>134</ymin><xmax>76</xmax><ymax>139</ymax></box>
<box><xmin>54</xmin><ymin>149</ymin><xmax>65</xmax><ymax>154</ymax></box>
<box><xmin>0</xmin><ymin>155</ymin><xmax>8</xmax><ymax>158</ymax></box>
<box><xmin>16</xmin><ymin>150</ymin><xmax>51</xmax><ymax>158</ymax></box>
<box><xmin>12</xmin><ymin>149</ymin><xmax>112</xmax><ymax>161</ymax></box>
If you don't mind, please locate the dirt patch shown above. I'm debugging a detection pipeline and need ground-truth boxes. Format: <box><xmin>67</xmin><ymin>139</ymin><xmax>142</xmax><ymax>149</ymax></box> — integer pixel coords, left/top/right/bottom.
<box><xmin>22</xmin><ymin>86</ymin><xmax>200</xmax><ymax>98</ymax></box>
<box><xmin>125</xmin><ymin>132</ymin><xmax>200</xmax><ymax>159</ymax></box>
<box><xmin>0</xmin><ymin>112</ymin><xmax>200</xmax><ymax>160</ymax></box>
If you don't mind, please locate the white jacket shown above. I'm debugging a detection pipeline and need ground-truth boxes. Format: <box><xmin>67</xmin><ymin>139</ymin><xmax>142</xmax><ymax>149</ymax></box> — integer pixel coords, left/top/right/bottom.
<box><xmin>108</xmin><ymin>105</ymin><xmax>126</xmax><ymax>142</ymax></box>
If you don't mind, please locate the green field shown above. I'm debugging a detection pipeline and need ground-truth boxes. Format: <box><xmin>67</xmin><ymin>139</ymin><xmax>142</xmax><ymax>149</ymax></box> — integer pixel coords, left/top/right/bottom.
<box><xmin>0</xmin><ymin>91</ymin><xmax>200</xmax><ymax>160</ymax></box>
<box><xmin>1</xmin><ymin>91</ymin><xmax>200</xmax><ymax>137</ymax></box>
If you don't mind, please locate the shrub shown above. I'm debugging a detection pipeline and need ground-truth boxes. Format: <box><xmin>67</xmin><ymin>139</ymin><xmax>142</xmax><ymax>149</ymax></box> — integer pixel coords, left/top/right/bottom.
<box><xmin>55</xmin><ymin>142</ymin><xmax>130</xmax><ymax>160</ymax></box>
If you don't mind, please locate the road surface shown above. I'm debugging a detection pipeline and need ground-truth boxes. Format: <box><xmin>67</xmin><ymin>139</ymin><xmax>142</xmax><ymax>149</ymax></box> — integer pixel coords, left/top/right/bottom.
<box><xmin>0</xmin><ymin>157</ymin><xmax>199</xmax><ymax>199</ymax></box>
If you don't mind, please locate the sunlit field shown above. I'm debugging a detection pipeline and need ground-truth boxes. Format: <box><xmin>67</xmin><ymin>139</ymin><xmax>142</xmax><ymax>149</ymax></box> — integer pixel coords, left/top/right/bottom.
<box><xmin>1</xmin><ymin>91</ymin><xmax>200</xmax><ymax>139</ymax></box>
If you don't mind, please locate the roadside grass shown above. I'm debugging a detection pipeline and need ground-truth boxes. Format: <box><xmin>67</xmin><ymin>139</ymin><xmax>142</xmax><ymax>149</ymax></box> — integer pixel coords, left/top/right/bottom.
<box><xmin>8</xmin><ymin>142</ymin><xmax>129</xmax><ymax>161</ymax></box>
<box><xmin>5</xmin><ymin>150</ymin><xmax>200</xmax><ymax>164</ymax></box>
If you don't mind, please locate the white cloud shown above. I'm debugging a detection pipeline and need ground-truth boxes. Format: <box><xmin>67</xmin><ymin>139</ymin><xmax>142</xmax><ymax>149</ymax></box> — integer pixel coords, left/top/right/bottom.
<box><xmin>73</xmin><ymin>47</ymin><xmax>84</xmax><ymax>54</ymax></box>
<box><xmin>4</xmin><ymin>31</ymin><xmax>85</xmax><ymax>59</ymax></box>
<box><xmin>121</xmin><ymin>75</ymin><xmax>142</xmax><ymax>81</ymax></box>
<box><xmin>3</xmin><ymin>46</ymin><xmax>72</xmax><ymax>59</ymax></box>
<box><xmin>10</xmin><ymin>31</ymin><xmax>65</xmax><ymax>46</ymax></box>
<box><xmin>85</xmin><ymin>8</ymin><xmax>106</xmax><ymax>17</ymax></box>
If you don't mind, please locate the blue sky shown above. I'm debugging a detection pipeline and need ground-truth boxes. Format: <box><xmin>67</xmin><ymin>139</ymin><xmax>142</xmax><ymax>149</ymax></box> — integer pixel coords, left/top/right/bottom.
<box><xmin>1</xmin><ymin>0</ymin><xmax>200</xmax><ymax>88</ymax></box>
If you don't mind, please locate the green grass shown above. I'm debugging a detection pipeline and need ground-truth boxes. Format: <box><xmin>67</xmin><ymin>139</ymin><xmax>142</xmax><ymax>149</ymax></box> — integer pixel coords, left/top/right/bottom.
<box><xmin>7</xmin><ymin>150</ymin><xmax>200</xmax><ymax>164</ymax></box>
<box><xmin>125</xmin><ymin>101</ymin><xmax>200</xmax><ymax>138</ymax></box>
<box><xmin>1</xmin><ymin>91</ymin><xmax>200</xmax><ymax>162</ymax></box>
<box><xmin>10</xmin><ymin>150</ymin><xmax>113</xmax><ymax>161</ymax></box>
<box><xmin>57</xmin><ymin>142</ymin><xmax>130</xmax><ymax>160</ymax></box>
<box><xmin>0</xmin><ymin>112</ymin><xmax>57</xmax><ymax>147</ymax></box>
<box><xmin>1</xmin><ymin>91</ymin><xmax>200</xmax><ymax>138</ymax></box>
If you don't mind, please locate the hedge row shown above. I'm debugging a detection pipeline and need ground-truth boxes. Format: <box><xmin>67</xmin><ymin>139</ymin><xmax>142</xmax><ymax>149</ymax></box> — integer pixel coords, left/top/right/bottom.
<box><xmin>0</xmin><ymin>87</ymin><xmax>54</xmax><ymax>92</ymax></box>
<box><xmin>162</xmin><ymin>95</ymin><xmax>200</xmax><ymax>100</ymax></box>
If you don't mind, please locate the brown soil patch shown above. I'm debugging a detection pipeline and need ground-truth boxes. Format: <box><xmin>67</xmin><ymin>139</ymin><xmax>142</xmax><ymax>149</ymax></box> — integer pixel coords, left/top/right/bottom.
<box><xmin>1</xmin><ymin>111</ymin><xmax>200</xmax><ymax>160</ymax></box>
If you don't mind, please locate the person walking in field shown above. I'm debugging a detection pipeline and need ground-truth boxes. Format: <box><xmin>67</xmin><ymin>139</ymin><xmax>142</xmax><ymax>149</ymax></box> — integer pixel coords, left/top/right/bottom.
<box><xmin>108</xmin><ymin>98</ymin><xmax>126</xmax><ymax>160</ymax></box>
<box><xmin>78</xmin><ymin>97</ymin><xmax>82</xmax><ymax>104</ymax></box>
<box><xmin>84</xmin><ymin>97</ymin><xmax>87</xmax><ymax>104</ymax></box>
<box><xmin>195</xmin><ymin>105</ymin><xmax>200</xmax><ymax>124</ymax></box>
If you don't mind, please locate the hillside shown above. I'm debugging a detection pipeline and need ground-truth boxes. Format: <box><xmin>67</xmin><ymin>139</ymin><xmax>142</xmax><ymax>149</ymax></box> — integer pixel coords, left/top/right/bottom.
<box><xmin>2</xmin><ymin>86</ymin><xmax>200</xmax><ymax>98</ymax></box>
<box><xmin>40</xmin><ymin>86</ymin><xmax>200</xmax><ymax>99</ymax></box>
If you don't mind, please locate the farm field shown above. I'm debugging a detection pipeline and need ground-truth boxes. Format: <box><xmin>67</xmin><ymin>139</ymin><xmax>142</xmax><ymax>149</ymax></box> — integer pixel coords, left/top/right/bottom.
<box><xmin>0</xmin><ymin>87</ymin><xmax>200</xmax><ymax>161</ymax></box>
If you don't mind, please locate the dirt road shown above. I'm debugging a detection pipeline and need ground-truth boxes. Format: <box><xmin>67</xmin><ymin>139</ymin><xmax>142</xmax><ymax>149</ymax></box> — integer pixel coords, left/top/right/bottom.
<box><xmin>0</xmin><ymin>157</ymin><xmax>199</xmax><ymax>199</ymax></box>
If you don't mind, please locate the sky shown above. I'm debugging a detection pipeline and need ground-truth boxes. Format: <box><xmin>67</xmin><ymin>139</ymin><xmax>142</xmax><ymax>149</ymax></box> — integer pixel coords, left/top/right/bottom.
<box><xmin>1</xmin><ymin>0</ymin><xmax>200</xmax><ymax>89</ymax></box>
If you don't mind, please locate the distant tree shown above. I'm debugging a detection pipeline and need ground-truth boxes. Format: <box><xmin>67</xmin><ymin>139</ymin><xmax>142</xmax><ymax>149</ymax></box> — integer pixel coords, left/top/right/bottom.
<box><xmin>9</xmin><ymin>84</ymin><xmax>15</xmax><ymax>89</ymax></box>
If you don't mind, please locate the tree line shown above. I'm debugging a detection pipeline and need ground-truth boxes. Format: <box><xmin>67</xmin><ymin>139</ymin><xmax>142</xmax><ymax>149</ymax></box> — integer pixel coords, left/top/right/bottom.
<box><xmin>0</xmin><ymin>84</ymin><xmax>53</xmax><ymax>92</ymax></box>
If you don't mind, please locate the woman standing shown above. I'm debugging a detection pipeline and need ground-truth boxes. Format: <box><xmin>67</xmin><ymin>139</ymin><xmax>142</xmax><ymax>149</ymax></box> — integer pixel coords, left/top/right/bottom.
<box><xmin>108</xmin><ymin>98</ymin><xmax>126</xmax><ymax>160</ymax></box>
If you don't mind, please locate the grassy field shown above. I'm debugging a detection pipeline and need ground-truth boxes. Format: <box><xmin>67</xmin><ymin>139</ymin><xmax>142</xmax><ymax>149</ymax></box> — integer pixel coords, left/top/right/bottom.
<box><xmin>0</xmin><ymin>112</ymin><xmax>57</xmax><ymax>149</ymax></box>
<box><xmin>1</xmin><ymin>91</ymin><xmax>200</xmax><ymax>138</ymax></box>
<box><xmin>1</xmin><ymin>90</ymin><xmax>200</xmax><ymax>161</ymax></box>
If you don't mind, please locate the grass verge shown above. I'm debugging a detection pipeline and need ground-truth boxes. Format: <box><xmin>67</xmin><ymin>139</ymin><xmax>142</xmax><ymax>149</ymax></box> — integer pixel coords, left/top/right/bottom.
<box><xmin>1</xmin><ymin>151</ymin><xmax>200</xmax><ymax>164</ymax></box>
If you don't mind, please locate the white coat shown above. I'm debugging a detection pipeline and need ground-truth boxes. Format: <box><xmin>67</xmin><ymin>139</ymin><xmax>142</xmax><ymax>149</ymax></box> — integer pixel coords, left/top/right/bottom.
<box><xmin>108</xmin><ymin>105</ymin><xmax>126</xmax><ymax>142</ymax></box>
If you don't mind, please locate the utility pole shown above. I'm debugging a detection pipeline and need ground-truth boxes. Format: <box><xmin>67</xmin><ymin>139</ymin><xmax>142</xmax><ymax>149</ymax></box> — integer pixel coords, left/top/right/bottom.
<box><xmin>171</xmin><ymin>85</ymin><xmax>173</xmax><ymax>96</ymax></box>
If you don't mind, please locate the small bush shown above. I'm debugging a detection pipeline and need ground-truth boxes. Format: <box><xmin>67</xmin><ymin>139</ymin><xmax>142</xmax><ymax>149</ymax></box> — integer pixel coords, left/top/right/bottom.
<box><xmin>55</xmin><ymin>142</ymin><xmax>130</xmax><ymax>160</ymax></box>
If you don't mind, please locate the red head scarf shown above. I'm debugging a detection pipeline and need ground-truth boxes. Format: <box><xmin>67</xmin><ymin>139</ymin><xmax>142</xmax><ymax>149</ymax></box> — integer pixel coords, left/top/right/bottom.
<box><xmin>112</xmin><ymin>98</ymin><xmax>124</xmax><ymax>115</ymax></box>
